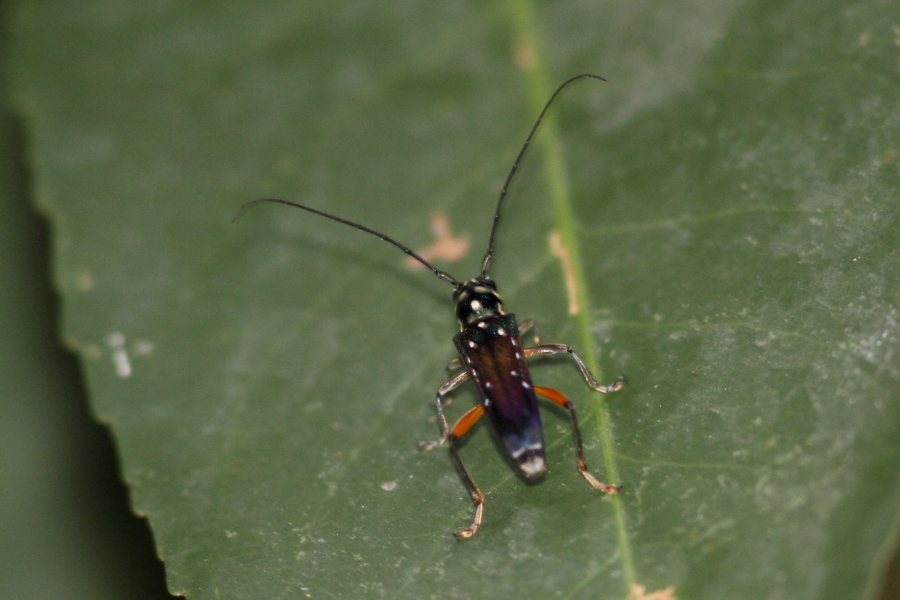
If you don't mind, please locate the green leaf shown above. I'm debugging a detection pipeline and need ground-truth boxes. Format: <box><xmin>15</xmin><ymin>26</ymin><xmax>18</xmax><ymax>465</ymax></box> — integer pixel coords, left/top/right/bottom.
<box><xmin>8</xmin><ymin>0</ymin><xmax>900</xmax><ymax>598</ymax></box>
<box><xmin>0</xmin><ymin>69</ymin><xmax>169</xmax><ymax>600</ymax></box>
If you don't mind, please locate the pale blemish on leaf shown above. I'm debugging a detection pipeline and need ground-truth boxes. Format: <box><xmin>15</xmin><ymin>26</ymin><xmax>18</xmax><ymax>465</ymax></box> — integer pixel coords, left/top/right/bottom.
<box><xmin>134</xmin><ymin>339</ymin><xmax>155</xmax><ymax>356</ymax></box>
<box><xmin>548</xmin><ymin>230</ymin><xmax>579</xmax><ymax>315</ymax></box>
<box><xmin>106</xmin><ymin>332</ymin><xmax>131</xmax><ymax>378</ymax></box>
<box><xmin>405</xmin><ymin>211</ymin><xmax>469</xmax><ymax>270</ymax></box>
<box><xmin>514</xmin><ymin>40</ymin><xmax>536</xmax><ymax>72</ymax></box>
<box><xmin>75</xmin><ymin>268</ymin><xmax>94</xmax><ymax>291</ymax></box>
<box><xmin>627</xmin><ymin>584</ymin><xmax>677</xmax><ymax>600</ymax></box>
<box><xmin>105</xmin><ymin>333</ymin><xmax>154</xmax><ymax>377</ymax></box>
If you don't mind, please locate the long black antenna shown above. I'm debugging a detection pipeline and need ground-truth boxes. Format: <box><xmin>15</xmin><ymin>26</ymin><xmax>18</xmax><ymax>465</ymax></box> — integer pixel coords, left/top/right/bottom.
<box><xmin>232</xmin><ymin>198</ymin><xmax>462</xmax><ymax>288</ymax></box>
<box><xmin>479</xmin><ymin>73</ymin><xmax>606</xmax><ymax>278</ymax></box>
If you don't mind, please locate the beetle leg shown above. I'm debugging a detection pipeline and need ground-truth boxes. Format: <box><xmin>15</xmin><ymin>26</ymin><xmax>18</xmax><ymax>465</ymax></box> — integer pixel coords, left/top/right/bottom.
<box><xmin>419</xmin><ymin>369</ymin><xmax>486</xmax><ymax>538</ymax></box>
<box><xmin>419</xmin><ymin>369</ymin><xmax>470</xmax><ymax>450</ymax></box>
<box><xmin>446</xmin><ymin>405</ymin><xmax>486</xmax><ymax>539</ymax></box>
<box><xmin>446</xmin><ymin>356</ymin><xmax>464</xmax><ymax>374</ymax></box>
<box><xmin>439</xmin><ymin>358</ymin><xmax>466</xmax><ymax>410</ymax></box>
<box><xmin>517</xmin><ymin>319</ymin><xmax>541</xmax><ymax>344</ymax></box>
<box><xmin>533</xmin><ymin>386</ymin><xmax>620</xmax><ymax>494</ymax></box>
<box><xmin>524</xmin><ymin>344</ymin><xmax>626</xmax><ymax>393</ymax></box>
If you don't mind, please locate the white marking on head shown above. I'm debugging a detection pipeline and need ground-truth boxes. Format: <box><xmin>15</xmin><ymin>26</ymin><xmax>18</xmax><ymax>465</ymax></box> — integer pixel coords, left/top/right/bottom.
<box><xmin>470</xmin><ymin>300</ymin><xmax>482</xmax><ymax>311</ymax></box>
<box><xmin>478</xmin><ymin>321</ymin><xmax>488</xmax><ymax>328</ymax></box>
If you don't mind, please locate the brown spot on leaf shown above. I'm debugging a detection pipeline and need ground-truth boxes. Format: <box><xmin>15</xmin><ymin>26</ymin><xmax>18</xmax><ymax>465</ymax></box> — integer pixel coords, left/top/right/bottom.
<box><xmin>405</xmin><ymin>211</ymin><xmax>469</xmax><ymax>270</ymax></box>
<box><xmin>628</xmin><ymin>584</ymin><xmax>678</xmax><ymax>600</ymax></box>
<box><xmin>549</xmin><ymin>230</ymin><xmax>579</xmax><ymax>315</ymax></box>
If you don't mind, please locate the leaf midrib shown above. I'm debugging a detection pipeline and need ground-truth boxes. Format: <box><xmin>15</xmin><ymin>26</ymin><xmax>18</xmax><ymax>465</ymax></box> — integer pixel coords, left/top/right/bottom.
<box><xmin>506</xmin><ymin>0</ymin><xmax>637</xmax><ymax>590</ymax></box>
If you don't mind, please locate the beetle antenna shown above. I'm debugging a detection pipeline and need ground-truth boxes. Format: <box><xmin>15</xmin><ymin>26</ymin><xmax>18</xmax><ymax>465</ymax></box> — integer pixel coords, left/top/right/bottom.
<box><xmin>233</xmin><ymin>198</ymin><xmax>462</xmax><ymax>288</ymax></box>
<box><xmin>479</xmin><ymin>73</ymin><xmax>606</xmax><ymax>278</ymax></box>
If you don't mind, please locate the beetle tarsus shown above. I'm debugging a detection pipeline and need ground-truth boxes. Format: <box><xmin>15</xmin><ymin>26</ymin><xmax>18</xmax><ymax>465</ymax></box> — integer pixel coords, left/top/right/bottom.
<box><xmin>601</xmin><ymin>375</ymin><xmax>627</xmax><ymax>393</ymax></box>
<box><xmin>454</xmin><ymin>494</ymin><xmax>484</xmax><ymax>539</ymax></box>
<box><xmin>418</xmin><ymin>438</ymin><xmax>445</xmax><ymax>451</ymax></box>
<box><xmin>580</xmin><ymin>468</ymin><xmax>622</xmax><ymax>495</ymax></box>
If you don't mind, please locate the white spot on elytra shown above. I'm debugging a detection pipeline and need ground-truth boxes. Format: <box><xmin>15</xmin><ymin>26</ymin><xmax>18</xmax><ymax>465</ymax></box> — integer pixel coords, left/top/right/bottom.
<box><xmin>511</xmin><ymin>338</ymin><xmax>519</xmax><ymax>347</ymax></box>
<box><xmin>522</xmin><ymin>381</ymin><xmax>531</xmax><ymax>389</ymax></box>
<box><xmin>510</xmin><ymin>370</ymin><xmax>518</xmax><ymax>377</ymax></box>
<box><xmin>484</xmin><ymin>382</ymin><xmax>492</xmax><ymax>389</ymax></box>
<box><xmin>478</xmin><ymin>321</ymin><xmax>488</xmax><ymax>328</ymax></box>
<box><xmin>497</xmin><ymin>328</ymin><xmax>506</xmax><ymax>336</ymax></box>
<box><xmin>471</xmin><ymin>300</ymin><xmax>482</xmax><ymax>311</ymax></box>
<box><xmin>106</xmin><ymin>332</ymin><xmax>132</xmax><ymax>378</ymax></box>
<box><xmin>520</xmin><ymin>455</ymin><xmax>546</xmax><ymax>477</ymax></box>
<box><xmin>468</xmin><ymin>340</ymin><xmax>476</xmax><ymax>348</ymax></box>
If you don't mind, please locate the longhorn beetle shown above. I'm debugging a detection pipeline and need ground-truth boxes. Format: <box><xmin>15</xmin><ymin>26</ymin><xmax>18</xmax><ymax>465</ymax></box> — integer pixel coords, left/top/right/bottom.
<box><xmin>234</xmin><ymin>73</ymin><xmax>625</xmax><ymax>538</ymax></box>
